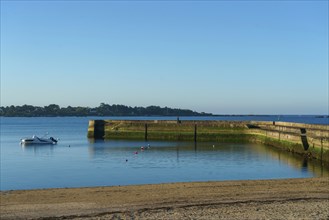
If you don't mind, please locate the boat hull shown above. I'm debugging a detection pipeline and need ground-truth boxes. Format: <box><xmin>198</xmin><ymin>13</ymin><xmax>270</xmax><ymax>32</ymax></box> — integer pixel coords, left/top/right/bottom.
<box><xmin>20</xmin><ymin>136</ymin><xmax>58</xmax><ymax>145</ymax></box>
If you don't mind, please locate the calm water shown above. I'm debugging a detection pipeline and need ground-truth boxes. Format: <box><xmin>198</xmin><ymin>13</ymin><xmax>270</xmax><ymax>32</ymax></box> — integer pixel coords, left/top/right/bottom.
<box><xmin>1</xmin><ymin>116</ymin><xmax>328</xmax><ymax>190</ymax></box>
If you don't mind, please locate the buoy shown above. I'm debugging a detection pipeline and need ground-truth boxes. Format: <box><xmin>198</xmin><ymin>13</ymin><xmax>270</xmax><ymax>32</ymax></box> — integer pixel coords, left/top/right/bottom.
<box><xmin>134</xmin><ymin>151</ymin><xmax>138</xmax><ymax>154</ymax></box>
<box><xmin>126</xmin><ymin>159</ymin><xmax>128</xmax><ymax>162</ymax></box>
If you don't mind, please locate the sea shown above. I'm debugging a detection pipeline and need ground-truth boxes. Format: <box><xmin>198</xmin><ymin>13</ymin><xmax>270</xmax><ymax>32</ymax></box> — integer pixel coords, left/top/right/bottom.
<box><xmin>1</xmin><ymin>115</ymin><xmax>328</xmax><ymax>191</ymax></box>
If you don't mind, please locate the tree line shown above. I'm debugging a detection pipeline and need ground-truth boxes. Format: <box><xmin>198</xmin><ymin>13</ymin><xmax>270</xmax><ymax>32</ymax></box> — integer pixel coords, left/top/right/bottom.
<box><xmin>0</xmin><ymin>103</ymin><xmax>212</xmax><ymax>117</ymax></box>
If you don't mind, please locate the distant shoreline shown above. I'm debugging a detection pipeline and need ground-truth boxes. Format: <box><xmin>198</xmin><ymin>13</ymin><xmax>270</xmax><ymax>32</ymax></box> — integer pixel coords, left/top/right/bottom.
<box><xmin>1</xmin><ymin>104</ymin><xmax>328</xmax><ymax>118</ymax></box>
<box><xmin>0</xmin><ymin>104</ymin><xmax>212</xmax><ymax>117</ymax></box>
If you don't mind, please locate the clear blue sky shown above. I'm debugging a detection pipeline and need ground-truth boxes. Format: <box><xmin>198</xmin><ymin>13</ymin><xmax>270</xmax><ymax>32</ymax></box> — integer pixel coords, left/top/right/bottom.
<box><xmin>1</xmin><ymin>1</ymin><xmax>328</xmax><ymax>114</ymax></box>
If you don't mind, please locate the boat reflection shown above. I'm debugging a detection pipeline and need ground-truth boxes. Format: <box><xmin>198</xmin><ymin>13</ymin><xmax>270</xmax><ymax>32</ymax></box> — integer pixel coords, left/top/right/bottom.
<box><xmin>21</xmin><ymin>144</ymin><xmax>55</xmax><ymax>155</ymax></box>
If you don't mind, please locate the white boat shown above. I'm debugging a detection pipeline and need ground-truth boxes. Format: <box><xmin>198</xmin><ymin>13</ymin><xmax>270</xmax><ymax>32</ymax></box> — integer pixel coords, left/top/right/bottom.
<box><xmin>20</xmin><ymin>135</ymin><xmax>58</xmax><ymax>145</ymax></box>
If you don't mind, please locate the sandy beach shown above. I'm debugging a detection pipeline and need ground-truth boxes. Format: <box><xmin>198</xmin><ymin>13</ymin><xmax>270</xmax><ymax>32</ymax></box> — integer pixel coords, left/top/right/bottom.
<box><xmin>1</xmin><ymin>178</ymin><xmax>329</xmax><ymax>219</ymax></box>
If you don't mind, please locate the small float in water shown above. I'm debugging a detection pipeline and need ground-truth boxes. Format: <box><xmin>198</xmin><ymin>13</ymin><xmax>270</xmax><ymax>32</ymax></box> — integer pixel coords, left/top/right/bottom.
<box><xmin>20</xmin><ymin>135</ymin><xmax>58</xmax><ymax>145</ymax></box>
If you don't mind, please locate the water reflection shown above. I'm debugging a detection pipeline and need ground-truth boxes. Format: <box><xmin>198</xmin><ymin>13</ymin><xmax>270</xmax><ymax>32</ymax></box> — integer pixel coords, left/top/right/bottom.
<box><xmin>242</xmin><ymin>143</ymin><xmax>328</xmax><ymax>178</ymax></box>
<box><xmin>87</xmin><ymin>140</ymin><xmax>329</xmax><ymax>178</ymax></box>
<box><xmin>21</xmin><ymin>144</ymin><xmax>55</xmax><ymax>155</ymax></box>
<box><xmin>302</xmin><ymin>158</ymin><xmax>308</xmax><ymax>173</ymax></box>
<box><xmin>7</xmin><ymin>139</ymin><xmax>328</xmax><ymax>191</ymax></box>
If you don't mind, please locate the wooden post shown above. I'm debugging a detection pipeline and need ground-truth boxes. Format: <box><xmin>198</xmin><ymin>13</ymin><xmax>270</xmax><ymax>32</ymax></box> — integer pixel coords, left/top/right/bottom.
<box><xmin>321</xmin><ymin>138</ymin><xmax>323</xmax><ymax>162</ymax></box>
<box><xmin>194</xmin><ymin>124</ymin><xmax>197</xmax><ymax>142</ymax></box>
<box><xmin>145</xmin><ymin>123</ymin><xmax>148</xmax><ymax>141</ymax></box>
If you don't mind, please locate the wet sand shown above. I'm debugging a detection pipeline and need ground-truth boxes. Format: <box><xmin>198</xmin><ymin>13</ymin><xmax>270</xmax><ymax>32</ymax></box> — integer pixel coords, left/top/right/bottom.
<box><xmin>1</xmin><ymin>178</ymin><xmax>329</xmax><ymax>219</ymax></box>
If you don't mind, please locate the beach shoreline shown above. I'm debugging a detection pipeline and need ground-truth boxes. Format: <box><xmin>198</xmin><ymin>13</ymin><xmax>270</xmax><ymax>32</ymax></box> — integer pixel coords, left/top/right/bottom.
<box><xmin>1</xmin><ymin>177</ymin><xmax>329</xmax><ymax>219</ymax></box>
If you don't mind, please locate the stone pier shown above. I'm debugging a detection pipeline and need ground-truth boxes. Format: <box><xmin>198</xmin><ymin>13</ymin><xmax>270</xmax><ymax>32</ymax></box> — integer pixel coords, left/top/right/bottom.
<box><xmin>88</xmin><ymin>120</ymin><xmax>329</xmax><ymax>163</ymax></box>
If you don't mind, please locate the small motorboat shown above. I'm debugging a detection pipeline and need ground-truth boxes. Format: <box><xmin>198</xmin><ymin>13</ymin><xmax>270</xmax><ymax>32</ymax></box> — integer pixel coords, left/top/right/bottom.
<box><xmin>20</xmin><ymin>135</ymin><xmax>58</xmax><ymax>145</ymax></box>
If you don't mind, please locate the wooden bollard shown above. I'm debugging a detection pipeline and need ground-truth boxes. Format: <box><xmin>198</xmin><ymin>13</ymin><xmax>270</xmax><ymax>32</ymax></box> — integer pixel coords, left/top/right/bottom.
<box><xmin>145</xmin><ymin>123</ymin><xmax>148</xmax><ymax>141</ymax></box>
<box><xmin>194</xmin><ymin>124</ymin><xmax>197</xmax><ymax>142</ymax></box>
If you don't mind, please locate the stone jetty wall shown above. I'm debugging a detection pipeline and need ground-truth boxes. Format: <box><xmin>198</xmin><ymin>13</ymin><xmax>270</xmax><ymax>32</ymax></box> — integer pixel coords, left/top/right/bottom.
<box><xmin>88</xmin><ymin>120</ymin><xmax>329</xmax><ymax>163</ymax></box>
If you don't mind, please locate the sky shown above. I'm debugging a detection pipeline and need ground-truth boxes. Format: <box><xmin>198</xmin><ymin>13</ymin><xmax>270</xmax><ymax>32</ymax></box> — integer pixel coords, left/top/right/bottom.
<box><xmin>1</xmin><ymin>1</ymin><xmax>328</xmax><ymax>115</ymax></box>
